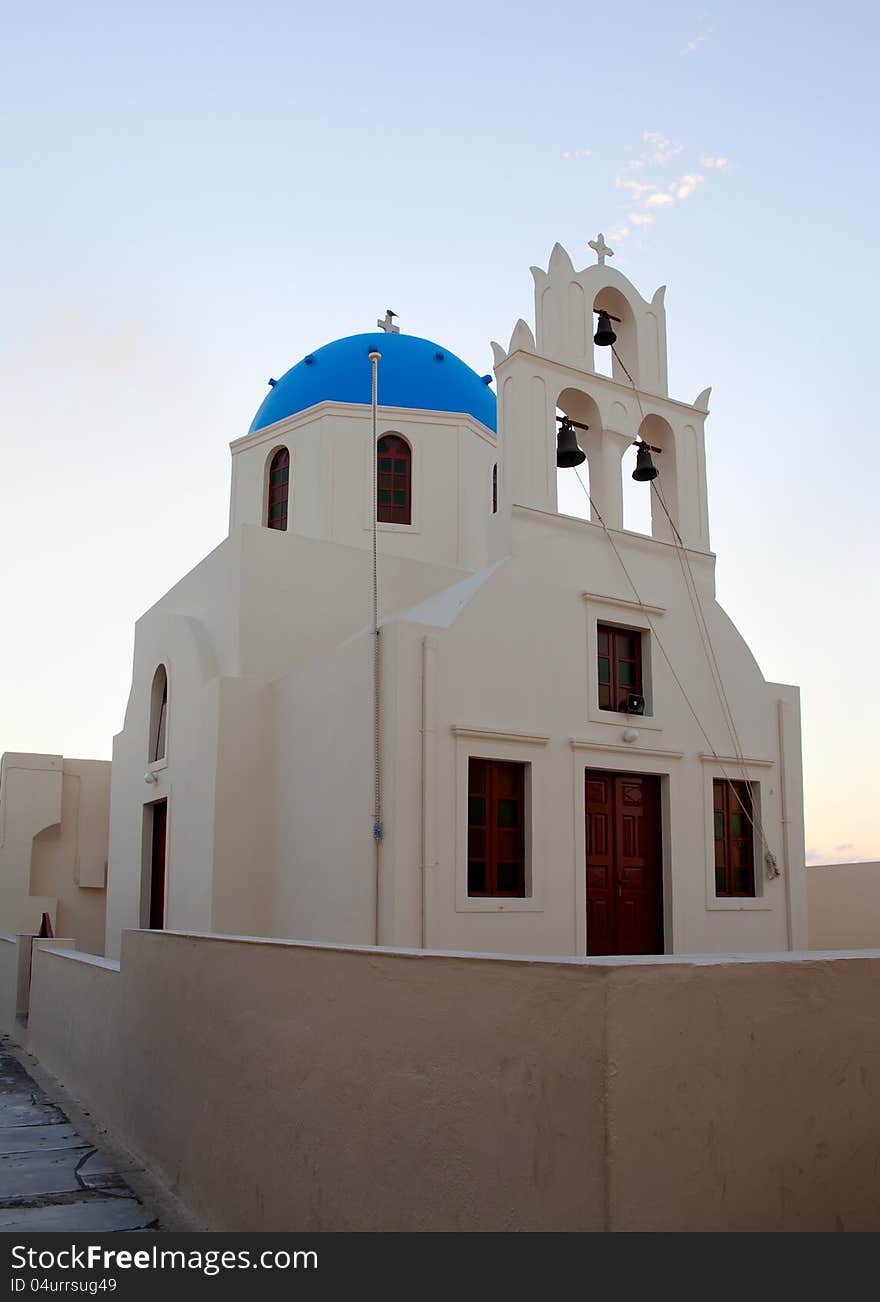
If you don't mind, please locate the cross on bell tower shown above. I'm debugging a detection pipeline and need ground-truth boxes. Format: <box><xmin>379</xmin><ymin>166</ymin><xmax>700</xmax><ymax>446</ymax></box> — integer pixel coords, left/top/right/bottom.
<box><xmin>588</xmin><ymin>233</ymin><xmax>614</xmax><ymax>265</ymax></box>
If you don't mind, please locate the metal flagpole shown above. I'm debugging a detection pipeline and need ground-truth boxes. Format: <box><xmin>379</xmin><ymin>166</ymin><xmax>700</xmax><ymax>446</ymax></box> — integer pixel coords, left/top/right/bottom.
<box><xmin>369</xmin><ymin>348</ymin><xmax>382</xmax><ymax>944</ymax></box>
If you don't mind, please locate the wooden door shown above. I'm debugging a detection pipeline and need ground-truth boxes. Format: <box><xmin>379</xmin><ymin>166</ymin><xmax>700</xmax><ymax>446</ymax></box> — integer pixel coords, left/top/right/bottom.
<box><xmin>149</xmin><ymin>799</ymin><xmax>167</xmax><ymax>930</ymax></box>
<box><xmin>585</xmin><ymin>771</ymin><xmax>663</xmax><ymax>956</ymax></box>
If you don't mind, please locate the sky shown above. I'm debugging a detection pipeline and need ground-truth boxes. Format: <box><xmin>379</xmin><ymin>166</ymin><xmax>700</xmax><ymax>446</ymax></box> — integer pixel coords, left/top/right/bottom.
<box><xmin>1</xmin><ymin>1</ymin><xmax>877</xmax><ymax>865</ymax></box>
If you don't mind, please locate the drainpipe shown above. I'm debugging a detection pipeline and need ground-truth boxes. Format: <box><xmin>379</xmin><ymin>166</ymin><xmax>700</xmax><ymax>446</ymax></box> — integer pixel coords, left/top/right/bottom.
<box><xmin>420</xmin><ymin>635</ymin><xmax>437</xmax><ymax>948</ymax></box>
<box><xmin>776</xmin><ymin>698</ymin><xmax>793</xmax><ymax>951</ymax></box>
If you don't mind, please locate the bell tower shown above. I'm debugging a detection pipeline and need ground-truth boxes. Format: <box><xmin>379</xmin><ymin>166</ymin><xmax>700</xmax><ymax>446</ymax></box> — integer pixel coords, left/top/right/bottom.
<box><xmin>492</xmin><ymin>239</ymin><xmax>711</xmax><ymax>551</ymax></box>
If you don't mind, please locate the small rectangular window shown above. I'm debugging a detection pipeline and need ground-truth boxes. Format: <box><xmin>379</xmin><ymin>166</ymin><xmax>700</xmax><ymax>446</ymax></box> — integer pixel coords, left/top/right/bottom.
<box><xmin>597</xmin><ymin>623</ymin><xmax>643</xmax><ymax>712</ymax></box>
<box><xmin>467</xmin><ymin>758</ymin><xmax>526</xmax><ymax>897</ymax></box>
<box><xmin>713</xmin><ymin>779</ymin><xmax>756</xmax><ymax>897</ymax></box>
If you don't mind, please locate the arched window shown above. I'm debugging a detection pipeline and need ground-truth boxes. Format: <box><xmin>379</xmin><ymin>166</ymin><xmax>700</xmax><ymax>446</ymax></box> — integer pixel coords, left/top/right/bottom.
<box><xmin>377</xmin><ymin>435</ymin><xmax>411</xmax><ymax>525</ymax></box>
<box><xmin>492</xmin><ymin>463</ymin><xmax>498</xmax><ymax>514</ymax></box>
<box><xmin>266</xmin><ymin>447</ymin><xmax>290</xmax><ymax>531</ymax></box>
<box><xmin>149</xmin><ymin>665</ymin><xmax>168</xmax><ymax>763</ymax></box>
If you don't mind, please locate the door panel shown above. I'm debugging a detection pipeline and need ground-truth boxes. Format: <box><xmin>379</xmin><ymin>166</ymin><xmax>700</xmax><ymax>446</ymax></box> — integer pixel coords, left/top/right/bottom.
<box><xmin>586</xmin><ymin>771</ymin><xmax>663</xmax><ymax>956</ymax></box>
<box><xmin>585</xmin><ymin>773</ymin><xmax>616</xmax><ymax>955</ymax></box>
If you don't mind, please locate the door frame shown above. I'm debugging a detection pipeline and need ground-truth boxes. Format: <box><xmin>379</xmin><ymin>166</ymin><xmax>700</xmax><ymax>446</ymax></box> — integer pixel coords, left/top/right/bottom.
<box><xmin>570</xmin><ymin>746</ymin><xmax>677</xmax><ymax>956</ymax></box>
<box><xmin>140</xmin><ymin>797</ymin><xmax>169</xmax><ymax>930</ymax></box>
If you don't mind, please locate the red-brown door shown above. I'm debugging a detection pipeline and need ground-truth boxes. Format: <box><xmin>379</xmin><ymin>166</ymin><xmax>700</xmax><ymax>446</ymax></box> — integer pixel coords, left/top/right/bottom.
<box><xmin>585</xmin><ymin>771</ymin><xmax>663</xmax><ymax>956</ymax></box>
<box><xmin>149</xmin><ymin>799</ymin><xmax>167</xmax><ymax>930</ymax></box>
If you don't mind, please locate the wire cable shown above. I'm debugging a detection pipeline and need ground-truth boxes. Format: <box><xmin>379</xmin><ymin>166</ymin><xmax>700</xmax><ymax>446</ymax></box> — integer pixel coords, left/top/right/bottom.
<box><xmin>608</xmin><ymin>340</ymin><xmax>775</xmax><ymax>865</ymax></box>
<box><xmin>649</xmin><ymin>478</ymin><xmax>778</xmax><ymax>870</ymax></box>
<box><xmin>573</xmin><ymin>468</ymin><xmax>721</xmax><ymax>752</ymax></box>
<box><xmin>570</xmin><ymin>354</ymin><xmax>775</xmax><ymax>874</ymax></box>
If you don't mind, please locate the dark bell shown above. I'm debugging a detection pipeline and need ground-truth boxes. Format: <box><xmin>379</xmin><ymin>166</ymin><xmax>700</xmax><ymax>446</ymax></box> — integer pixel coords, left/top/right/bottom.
<box><xmin>632</xmin><ymin>443</ymin><xmax>658</xmax><ymax>482</ymax></box>
<box><xmin>594</xmin><ymin>310</ymin><xmax>617</xmax><ymax>347</ymax></box>
<box><xmin>556</xmin><ymin>417</ymin><xmax>586</xmax><ymax>468</ymax></box>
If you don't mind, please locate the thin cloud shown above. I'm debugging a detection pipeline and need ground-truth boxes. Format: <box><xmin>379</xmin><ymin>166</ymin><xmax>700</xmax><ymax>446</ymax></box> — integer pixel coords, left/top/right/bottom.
<box><xmin>680</xmin><ymin>23</ymin><xmax>713</xmax><ymax>56</ymax></box>
<box><xmin>616</xmin><ymin>178</ymin><xmax>659</xmax><ymax>197</ymax></box>
<box><xmin>806</xmin><ymin>847</ymin><xmax>870</xmax><ymax>864</ymax></box>
<box><xmin>562</xmin><ymin>148</ymin><xmax>591</xmax><ymax>159</ymax></box>
<box><xmin>608</xmin><ymin>128</ymin><xmax>726</xmax><ymax>242</ymax></box>
<box><xmin>643</xmin><ymin>131</ymin><xmax>683</xmax><ymax>166</ymax></box>
<box><xmin>674</xmin><ymin>172</ymin><xmax>705</xmax><ymax>199</ymax></box>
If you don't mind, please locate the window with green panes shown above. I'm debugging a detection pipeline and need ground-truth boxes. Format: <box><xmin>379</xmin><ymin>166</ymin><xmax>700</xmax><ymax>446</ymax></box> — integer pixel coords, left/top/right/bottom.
<box><xmin>467</xmin><ymin>758</ymin><xmax>526</xmax><ymax>897</ymax></box>
<box><xmin>266</xmin><ymin>447</ymin><xmax>290</xmax><ymax>531</ymax></box>
<box><xmin>597</xmin><ymin>624</ymin><xmax>643</xmax><ymax>711</ymax></box>
<box><xmin>713</xmin><ymin>779</ymin><xmax>756</xmax><ymax>897</ymax></box>
<box><xmin>377</xmin><ymin>434</ymin><xmax>412</xmax><ymax>525</ymax></box>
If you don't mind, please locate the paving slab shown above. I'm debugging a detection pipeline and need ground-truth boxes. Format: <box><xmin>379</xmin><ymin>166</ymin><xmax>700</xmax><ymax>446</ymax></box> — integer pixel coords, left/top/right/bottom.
<box><xmin>0</xmin><ymin>1038</ymin><xmax>162</xmax><ymax>1233</ymax></box>
<box><xmin>0</xmin><ymin>1122</ymin><xmax>82</xmax><ymax>1155</ymax></box>
<box><xmin>0</xmin><ymin>1059</ymin><xmax>35</xmax><ymax>1092</ymax></box>
<box><xmin>0</xmin><ymin>1197</ymin><xmax>157</xmax><ymax>1233</ymax></box>
<box><xmin>78</xmin><ymin>1148</ymin><xmax>144</xmax><ymax>1192</ymax></box>
<box><xmin>0</xmin><ymin>1093</ymin><xmax>66</xmax><ymax>1127</ymax></box>
<box><xmin>0</xmin><ymin>1145</ymin><xmax>93</xmax><ymax>1200</ymax></box>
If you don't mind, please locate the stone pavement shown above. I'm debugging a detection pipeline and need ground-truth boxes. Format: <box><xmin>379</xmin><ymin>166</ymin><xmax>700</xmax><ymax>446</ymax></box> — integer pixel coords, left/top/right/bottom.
<box><xmin>0</xmin><ymin>1038</ymin><xmax>161</xmax><ymax>1233</ymax></box>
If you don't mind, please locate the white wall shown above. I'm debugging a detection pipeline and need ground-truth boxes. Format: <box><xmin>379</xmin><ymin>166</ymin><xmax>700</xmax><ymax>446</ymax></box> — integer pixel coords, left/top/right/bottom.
<box><xmin>0</xmin><ymin>753</ymin><xmax>108</xmax><ymax>954</ymax></box>
<box><xmin>808</xmin><ymin>862</ymin><xmax>880</xmax><ymax>950</ymax></box>
<box><xmin>106</xmin><ymin>493</ymin><xmax>807</xmax><ymax>960</ymax></box>
<box><xmin>229</xmin><ymin>402</ymin><xmax>499</xmax><ymax>574</ymax></box>
<box><xmin>105</xmin><ymin>521</ymin><xmax>475</xmax><ymax>956</ymax></box>
<box><xmin>102</xmin><ymin>248</ymin><xmax>807</xmax><ymax>961</ymax></box>
<box><xmin>376</xmin><ymin>509</ymin><xmax>805</xmax><ymax>957</ymax></box>
<box><xmin>214</xmin><ymin>501</ymin><xmax>806</xmax><ymax>958</ymax></box>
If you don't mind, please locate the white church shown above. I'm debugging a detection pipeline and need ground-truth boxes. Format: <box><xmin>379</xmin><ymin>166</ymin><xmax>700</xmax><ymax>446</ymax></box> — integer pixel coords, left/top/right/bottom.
<box><xmin>1</xmin><ymin>239</ymin><xmax>808</xmax><ymax>960</ymax></box>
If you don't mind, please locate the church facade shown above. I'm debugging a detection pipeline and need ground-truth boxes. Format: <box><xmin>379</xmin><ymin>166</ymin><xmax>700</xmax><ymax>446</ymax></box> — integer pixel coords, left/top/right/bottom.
<box><xmin>90</xmin><ymin>242</ymin><xmax>807</xmax><ymax>959</ymax></box>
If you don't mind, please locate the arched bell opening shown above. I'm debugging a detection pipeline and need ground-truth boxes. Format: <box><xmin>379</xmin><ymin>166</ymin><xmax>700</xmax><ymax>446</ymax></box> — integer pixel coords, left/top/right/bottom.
<box><xmin>593</xmin><ymin>286</ymin><xmax>639</xmax><ymax>388</ymax></box>
<box><xmin>621</xmin><ymin>444</ymin><xmax>653</xmax><ymax>535</ymax></box>
<box><xmin>637</xmin><ymin>414</ymin><xmax>679</xmax><ymax>543</ymax></box>
<box><xmin>554</xmin><ymin>388</ymin><xmax>621</xmax><ymax>528</ymax></box>
<box><xmin>592</xmin><ymin>328</ymin><xmax>614</xmax><ymax>379</ymax></box>
<box><xmin>555</xmin><ymin>401</ymin><xmax>590</xmax><ymax>520</ymax></box>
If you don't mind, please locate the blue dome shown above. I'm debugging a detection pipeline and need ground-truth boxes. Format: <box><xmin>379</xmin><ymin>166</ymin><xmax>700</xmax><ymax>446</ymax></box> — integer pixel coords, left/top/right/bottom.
<box><xmin>249</xmin><ymin>332</ymin><xmax>496</xmax><ymax>433</ymax></box>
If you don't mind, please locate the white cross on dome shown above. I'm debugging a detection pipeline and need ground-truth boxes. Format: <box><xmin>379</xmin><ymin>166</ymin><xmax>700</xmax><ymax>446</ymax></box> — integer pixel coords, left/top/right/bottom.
<box><xmin>377</xmin><ymin>310</ymin><xmax>400</xmax><ymax>334</ymax></box>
